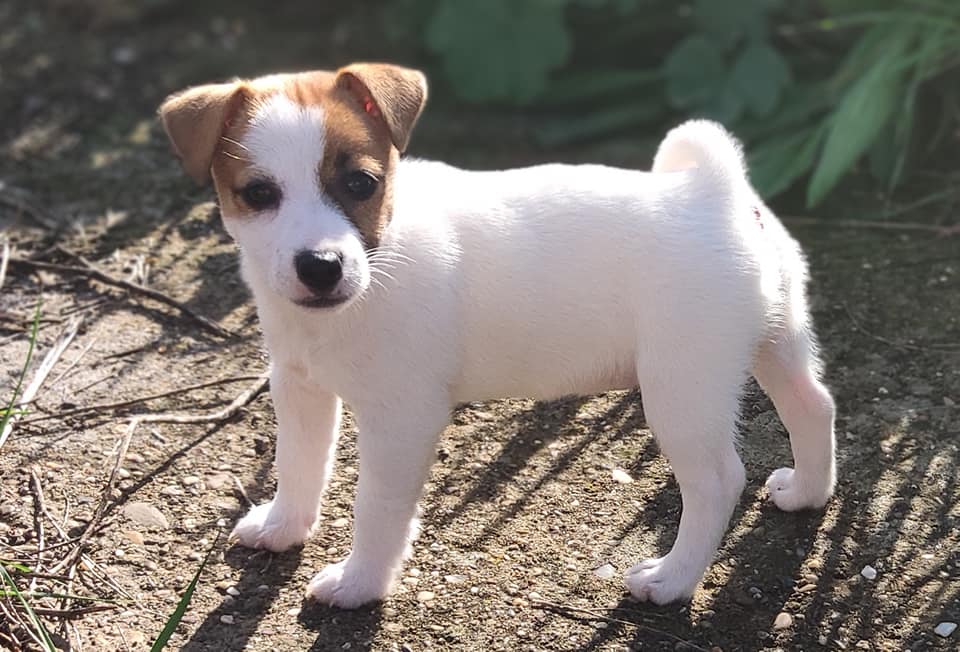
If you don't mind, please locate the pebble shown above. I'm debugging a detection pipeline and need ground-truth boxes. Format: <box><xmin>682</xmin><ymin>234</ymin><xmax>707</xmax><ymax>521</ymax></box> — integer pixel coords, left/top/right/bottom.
<box><xmin>593</xmin><ymin>563</ymin><xmax>616</xmax><ymax>579</ymax></box>
<box><xmin>122</xmin><ymin>530</ymin><xmax>145</xmax><ymax>545</ymax></box>
<box><xmin>330</xmin><ymin>517</ymin><xmax>349</xmax><ymax>528</ymax></box>
<box><xmin>416</xmin><ymin>590</ymin><xmax>435</xmax><ymax>602</ymax></box>
<box><xmin>188</xmin><ymin>551</ymin><xmax>203</xmax><ymax>561</ymax></box>
<box><xmin>818</xmin><ymin>635</ymin><xmax>828</xmax><ymax>645</ymax></box>
<box><xmin>219</xmin><ymin>615</ymin><xmax>234</xmax><ymax>625</ymax></box>
<box><xmin>226</xmin><ymin>586</ymin><xmax>240</xmax><ymax>597</ymax></box>
<box><xmin>528</xmin><ymin>591</ymin><xmax>541</xmax><ymax>601</ymax></box>
<box><xmin>934</xmin><ymin>622</ymin><xmax>957</xmax><ymax>638</ymax></box>
<box><xmin>181</xmin><ymin>475</ymin><xmax>201</xmax><ymax>486</ymax></box>
<box><xmin>287</xmin><ymin>607</ymin><xmax>301</xmax><ymax>616</ymax></box>
<box><xmin>408</xmin><ymin>568</ymin><xmax>421</xmax><ymax>577</ymax></box>
<box><xmin>773</xmin><ymin>612</ymin><xmax>793</xmax><ymax>630</ymax></box>
<box><xmin>122</xmin><ymin>502</ymin><xmax>169</xmax><ymax>530</ymax></box>
<box><xmin>860</xmin><ymin>565</ymin><xmax>877</xmax><ymax>580</ymax></box>
<box><xmin>444</xmin><ymin>574</ymin><xmax>467</xmax><ymax>584</ymax></box>
<box><xmin>117</xmin><ymin>468</ymin><xmax>131</xmax><ymax>479</ymax></box>
<box><xmin>611</xmin><ymin>468</ymin><xmax>633</xmax><ymax>484</ymax></box>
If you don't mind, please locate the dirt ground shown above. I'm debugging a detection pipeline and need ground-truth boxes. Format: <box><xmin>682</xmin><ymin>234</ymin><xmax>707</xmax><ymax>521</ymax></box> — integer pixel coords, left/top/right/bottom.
<box><xmin>1</xmin><ymin>2</ymin><xmax>958</xmax><ymax>651</ymax></box>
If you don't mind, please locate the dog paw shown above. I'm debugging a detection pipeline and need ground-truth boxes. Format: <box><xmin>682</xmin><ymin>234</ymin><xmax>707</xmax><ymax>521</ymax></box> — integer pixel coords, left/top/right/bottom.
<box><xmin>765</xmin><ymin>467</ymin><xmax>833</xmax><ymax>512</ymax></box>
<box><xmin>306</xmin><ymin>558</ymin><xmax>390</xmax><ymax>609</ymax></box>
<box><xmin>625</xmin><ymin>557</ymin><xmax>697</xmax><ymax>605</ymax></box>
<box><xmin>231</xmin><ymin>501</ymin><xmax>315</xmax><ymax>552</ymax></box>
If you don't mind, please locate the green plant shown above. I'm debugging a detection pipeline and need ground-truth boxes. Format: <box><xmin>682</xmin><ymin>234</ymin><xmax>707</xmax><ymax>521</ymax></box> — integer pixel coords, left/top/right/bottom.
<box><xmin>0</xmin><ymin>562</ymin><xmax>57</xmax><ymax>652</ymax></box>
<box><xmin>0</xmin><ymin>299</ymin><xmax>40</xmax><ymax>449</ymax></box>
<box><xmin>395</xmin><ymin>0</ymin><xmax>960</xmax><ymax>208</ymax></box>
<box><xmin>150</xmin><ymin>532</ymin><xmax>219</xmax><ymax>651</ymax></box>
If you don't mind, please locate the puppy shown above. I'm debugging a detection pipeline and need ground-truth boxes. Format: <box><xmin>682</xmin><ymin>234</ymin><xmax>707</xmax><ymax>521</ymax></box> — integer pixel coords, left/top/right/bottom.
<box><xmin>159</xmin><ymin>63</ymin><xmax>836</xmax><ymax>608</ymax></box>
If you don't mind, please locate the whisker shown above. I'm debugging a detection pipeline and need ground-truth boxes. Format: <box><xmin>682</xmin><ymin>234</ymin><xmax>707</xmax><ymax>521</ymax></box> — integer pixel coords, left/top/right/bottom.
<box><xmin>220</xmin><ymin>150</ymin><xmax>248</xmax><ymax>162</ymax></box>
<box><xmin>220</xmin><ymin>135</ymin><xmax>250</xmax><ymax>151</ymax></box>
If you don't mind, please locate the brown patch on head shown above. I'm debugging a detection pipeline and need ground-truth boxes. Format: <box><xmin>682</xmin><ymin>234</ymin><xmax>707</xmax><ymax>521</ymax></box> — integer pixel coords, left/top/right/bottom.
<box><xmin>159</xmin><ymin>64</ymin><xmax>428</xmax><ymax>249</ymax></box>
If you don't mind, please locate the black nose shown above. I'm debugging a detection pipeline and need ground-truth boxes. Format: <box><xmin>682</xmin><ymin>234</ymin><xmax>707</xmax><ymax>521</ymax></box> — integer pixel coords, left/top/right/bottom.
<box><xmin>294</xmin><ymin>250</ymin><xmax>343</xmax><ymax>294</ymax></box>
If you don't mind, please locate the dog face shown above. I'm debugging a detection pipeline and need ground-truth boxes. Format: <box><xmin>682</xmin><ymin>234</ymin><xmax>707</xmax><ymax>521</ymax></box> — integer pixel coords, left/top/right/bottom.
<box><xmin>159</xmin><ymin>64</ymin><xmax>427</xmax><ymax>311</ymax></box>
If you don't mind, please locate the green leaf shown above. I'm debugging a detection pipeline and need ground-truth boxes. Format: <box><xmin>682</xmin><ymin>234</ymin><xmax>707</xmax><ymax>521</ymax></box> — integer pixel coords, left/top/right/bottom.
<box><xmin>538</xmin><ymin>69</ymin><xmax>660</xmax><ymax>106</ymax></box>
<box><xmin>0</xmin><ymin>298</ymin><xmax>41</xmax><ymax>449</ymax></box>
<box><xmin>426</xmin><ymin>0</ymin><xmax>572</xmax><ymax>105</ymax></box>
<box><xmin>749</xmin><ymin>127</ymin><xmax>824</xmax><ymax>198</ymax></box>
<box><xmin>729</xmin><ymin>42</ymin><xmax>791</xmax><ymax>117</ymax></box>
<box><xmin>151</xmin><ymin>533</ymin><xmax>219</xmax><ymax>651</ymax></box>
<box><xmin>806</xmin><ymin>27</ymin><xmax>915</xmax><ymax>206</ymax></box>
<box><xmin>662</xmin><ymin>36</ymin><xmax>726</xmax><ymax>109</ymax></box>
<box><xmin>693</xmin><ymin>0</ymin><xmax>784</xmax><ymax>48</ymax></box>
<box><xmin>0</xmin><ymin>564</ymin><xmax>56</xmax><ymax>651</ymax></box>
<box><xmin>533</xmin><ymin>98</ymin><xmax>664</xmax><ymax>146</ymax></box>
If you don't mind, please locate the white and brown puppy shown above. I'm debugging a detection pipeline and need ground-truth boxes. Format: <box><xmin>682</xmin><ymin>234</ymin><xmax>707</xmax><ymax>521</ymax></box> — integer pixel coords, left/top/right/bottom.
<box><xmin>159</xmin><ymin>64</ymin><xmax>836</xmax><ymax>608</ymax></box>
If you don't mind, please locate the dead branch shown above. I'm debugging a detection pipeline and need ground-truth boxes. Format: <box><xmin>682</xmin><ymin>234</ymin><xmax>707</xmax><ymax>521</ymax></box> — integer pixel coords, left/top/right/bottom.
<box><xmin>22</xmin><ymin>373</ymin><xmax>265</xmax><ymax>425</ymax></box>
<box><xmin>528</xmin><ymin>598</ymin><xmax>709</xmax><ymax>652</ymax></box>
<box><xmin>8</xmin><ymin>254</ymin><xmax>234</xmax><ymax>339</ymax></box>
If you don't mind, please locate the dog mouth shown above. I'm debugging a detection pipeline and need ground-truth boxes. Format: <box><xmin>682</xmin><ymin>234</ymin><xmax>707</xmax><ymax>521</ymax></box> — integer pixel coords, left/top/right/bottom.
<box><xmin>294</xmin><ymin>294</ymin><xmax>351</xmax><ymax>310</ymax></box>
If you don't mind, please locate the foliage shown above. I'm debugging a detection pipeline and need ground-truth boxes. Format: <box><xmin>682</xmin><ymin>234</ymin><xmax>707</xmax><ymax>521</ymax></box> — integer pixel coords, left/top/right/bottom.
<box><xmin>395</xmin><ymin>0</ymin><xmax>960</xmax><ymax>207</ymax></box>
<box><xmin>150</xmin><ymin>532</ymin><xmax>219</xmax><ymax>651</ymax></box>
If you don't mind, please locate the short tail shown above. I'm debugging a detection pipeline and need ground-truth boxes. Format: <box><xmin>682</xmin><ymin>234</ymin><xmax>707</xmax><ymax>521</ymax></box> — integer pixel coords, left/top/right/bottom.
<box><xmin>652</xmin><ymin>120</ymin><xmax>749</xmax><ymax>196</ymax></box>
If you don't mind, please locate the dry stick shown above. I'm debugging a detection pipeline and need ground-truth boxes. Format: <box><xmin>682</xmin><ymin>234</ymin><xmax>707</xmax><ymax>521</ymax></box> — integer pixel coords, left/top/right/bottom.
<box><xmin>783</xmin><ymin>215</ymin><xmax>959</xmax><ymax>235</ymax></box>
<box><xmin>8</xmin><ymin>256</ymin><xmax>234</xmax><ymax>339</ymax></box>
<box><xmin>27</xmin><ymin>472</ymin><xmax>47</xmax><ymax>594</ymax></box>
<box><xmin>22</xmin><ymin>373</ymin><xmax>265</xmax><ymax>425</ymax></box>
<box><xmin>528</xmin><ymin>598</ymin><xmax>709</xmax><ymax>652</ymax></box>
<box><xmin>30</xmin><ymin>604</ymin><xmax>117</xmax><ymax>619</ymax></box>
<box><xmin>0</xmin><ymin>316</ymin><xmax>82</xmax><ymax>449</ymax></box>
<box><xmin>47</xmin><ymin>330</ymin><xmax>100</xmax><ymax>389</ymax></box>
<box><xmin>51</xmin><ymin>375</ymin><xmax>269</xmax><ymax>599</ymax></box>
<box><xmin>0</xmin><ymin>239</ymin><xmax>10</xmax><ymax>289</ymax></box>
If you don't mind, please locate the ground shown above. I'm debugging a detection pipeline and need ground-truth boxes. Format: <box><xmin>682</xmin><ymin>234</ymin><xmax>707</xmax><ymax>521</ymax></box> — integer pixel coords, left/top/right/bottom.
<box><xmin>1</xmin><ymin>2</ymin><xmax>958</xmax><ymax>651</ymax></box>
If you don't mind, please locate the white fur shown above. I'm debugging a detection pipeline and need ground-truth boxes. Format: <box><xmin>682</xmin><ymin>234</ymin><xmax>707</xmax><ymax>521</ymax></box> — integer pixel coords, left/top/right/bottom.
<box><xmin>228</xmin><ymin>98</ymin><xmax>837</xmax><ymax>608</ymax></box>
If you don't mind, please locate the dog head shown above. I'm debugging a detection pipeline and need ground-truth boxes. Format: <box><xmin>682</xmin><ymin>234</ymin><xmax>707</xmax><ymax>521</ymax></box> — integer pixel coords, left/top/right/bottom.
<box><xmin>159</xmin><ymin>64</ymin><xmax>427</xmax><ymax>311</ymax></box>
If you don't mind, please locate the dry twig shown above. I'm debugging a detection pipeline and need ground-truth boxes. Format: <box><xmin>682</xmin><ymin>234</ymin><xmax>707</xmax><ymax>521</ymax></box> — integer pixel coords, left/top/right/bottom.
<box><xmin>528</xmin><ymin>598</ymin><xmax>709</xmax><ymax>651</ymax></box>
<box><xmin>22</xmin><ymin>373</ymin><xmax>265</xmax><ymax>425</ymax></box>
<box><xmin>8</xmin><ymin>254</ymin><xmax>234</xmax><ymax>338</ymax></box>
<box><xmin>0</xmin><ymin>316</ymin><xmax>82</xmax><ymax>449</ymax></box>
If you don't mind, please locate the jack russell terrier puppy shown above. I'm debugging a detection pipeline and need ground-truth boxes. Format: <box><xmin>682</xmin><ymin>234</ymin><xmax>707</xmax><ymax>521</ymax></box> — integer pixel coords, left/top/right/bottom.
<box><xmin>159</xmin><ymin>63</ymin><xmax>836</xmax><ymax>608</ymax></box>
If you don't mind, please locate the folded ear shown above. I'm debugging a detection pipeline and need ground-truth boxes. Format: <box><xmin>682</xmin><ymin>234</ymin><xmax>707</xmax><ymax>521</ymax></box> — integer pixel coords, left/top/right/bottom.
<box><xmin>158</xmin><ymin>81</ymin><xmax>245</xmax><ymax>184</ymax></box>
<box><xmin>335</xmin><ymin>63</ymin><xmax>428</xmax><ymax>153</ymax></box>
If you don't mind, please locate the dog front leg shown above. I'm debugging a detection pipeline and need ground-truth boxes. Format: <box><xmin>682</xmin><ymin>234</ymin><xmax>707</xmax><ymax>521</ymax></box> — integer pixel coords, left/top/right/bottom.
<box><xmin>232</xmin><ymin>366</ymin><xmax>341</xmax><ymax>552</ymax></box>
<box><xmin>306</xmin><ymin>398</ymin><xmax>449</xmax><ymax>608</ymax></box>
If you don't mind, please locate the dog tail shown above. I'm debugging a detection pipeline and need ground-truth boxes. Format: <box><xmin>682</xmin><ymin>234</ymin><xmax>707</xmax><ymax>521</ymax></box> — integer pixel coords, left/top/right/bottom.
<box><xmin>652</xmin><ymin>120</ymin><xmax>749</xmax><ymax>195</ymax></box>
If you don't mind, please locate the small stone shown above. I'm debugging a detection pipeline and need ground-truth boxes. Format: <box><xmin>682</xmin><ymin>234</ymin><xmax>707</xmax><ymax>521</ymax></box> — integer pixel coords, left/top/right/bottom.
<box><xmin>408</xmin><ymin>567</ymin><xmax>421</xmax><ymax>577</ymax></box>
<box><xmin>219</xmin><ymin>615</ymin><xmax>234</xmax><ymax>624</ymax></box>
<box><xmin>593</xmin><ymin>563</ymin><xmax>616</xmax><ymax>579</ymax></box>
<box><xmin>123</xmin><ymin>502</ymin><xmax>169</xmax><ymax>530</ymax></box>
<box><xmin>934</xmin><ymin>622</ymin><xmax>957</xmax><ymax>638</ymax></box>
<box><xmin>287</xmin><ymin>607</ymin><xmax>301</xmax><ymax>616</ymax></box>
<box><xmin>216</xmin><ymin>518</ymin><xmax>228</xmax><ymax>528</ymax></box>
<box><xmin>117</xmin><ymin>468</ymin><xmax>131</xmax><ymax>479</ymax></box>
<box><xmin>773</xmin><ymin>612</ymin><xmax>793</xmax><ymax>630</ymax></box>
<box><xmin>384</xmin><ymin>622</ymin><xmax>403</xmax><ymax>632</ymax></box>
<box><xmin>402</xmin><ymin>577</ymin><xmax>419</xmax><ymax>586</ymax></box>
<box><xmin>114</xmin><ymin>548</ymin><xmax>126</xmax><ymax>558</ymax></box>
<box><xmin>330</xmin><ymin>517</ymin><xmax>349</xmax><ymax>528</ymax></box>
<box><xmin>226</xmin><ymin>586</ymin><xmax>240</xmax><ymax>597</ymax></box>
<box><xmin>181</xmin><ymin>475</ymin><xmax>200</xmax><ymax>486</ymax></box>
<box><xmin>416</xmin><ymin>590</ymin><xmax>435</xmax><ymax>602</ymax></box>
<box><xmin>611</xmin><ymin>468</ymin><xmax>633</xmax><ymax>484</ymax></box>
<box><xmin>444</xmin><ymin>574</ymin><xmax>467</xmax><ymax>584</ymax></box>
<box><xmin>188</xmin><ymin>551</ymin><xmax>202</xmax><ymax>561</ymax></box>
<box><xmin>860</xmin><ymin>565</ymin><xmax>877</xmax><ymax>580</ymax></box>
<box><xmin>122</xmin><ymin>530</ymin><xmax>145</xmax><ymax>545</ymax></box>
<box><xmin>528</xmin><ymin>591</ymin><xmax>541</xmax><ymax>601</ymax></box>
<box><xmin>944</xmin><ymin>396</ymin><xmax>956</xmax><ymax>407</ymax></box>
<box><xmin>818</xmin><ymin>635</ymin><xmax>828</xmax><ymax>645</ymax></box>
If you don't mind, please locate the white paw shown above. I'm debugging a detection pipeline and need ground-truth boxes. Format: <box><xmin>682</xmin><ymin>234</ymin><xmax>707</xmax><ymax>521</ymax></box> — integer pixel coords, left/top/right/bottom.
<box><xmin>231</xmin><ymin>501</ymin><xmax>315</xmax><ymax>552</ymax></box>
<box><xmin>765</xmin><ymin>467</ymin><xmax>833</xmax><ymax>512</ymax></box>
<box><xmin>625</xmin><ymin>557</ymin><xmax>698</xmax><ymax>605</ymax></box>
<box><xmin>306</xmin><ymin>558</ymin><xmax>391</xmax><ymax>609</ymax></box>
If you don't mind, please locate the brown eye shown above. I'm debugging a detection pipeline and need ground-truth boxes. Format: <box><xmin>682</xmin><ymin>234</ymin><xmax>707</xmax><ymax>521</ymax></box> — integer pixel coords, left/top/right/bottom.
<box><xmin>343</xmin><ymin>170</ymin><xmax>378</xmax><ymax>201</ymax></box>
<box><xmin>239</xmin><ymin>181</ymin><xmax>281</xmax><ymax>210</ymax></box>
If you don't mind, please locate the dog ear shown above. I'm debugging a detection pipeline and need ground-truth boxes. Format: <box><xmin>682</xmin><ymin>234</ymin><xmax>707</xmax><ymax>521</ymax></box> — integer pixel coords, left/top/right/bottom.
<box><xmin>335</xmin><ymin>63</ymin><xmax>428</xmax><ymax>154</ymax></box>
<box><xmin>158</xmin><ymin>81</ymin><xmax>245</xmax><ymax>184</ymax></box>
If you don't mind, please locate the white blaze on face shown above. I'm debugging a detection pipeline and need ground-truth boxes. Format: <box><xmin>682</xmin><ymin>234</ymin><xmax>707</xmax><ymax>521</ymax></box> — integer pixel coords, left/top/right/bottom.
<box><xmin>229</xmin><ymin>93</ymin><xmax>369</xmax><ymax>308</ymax></box>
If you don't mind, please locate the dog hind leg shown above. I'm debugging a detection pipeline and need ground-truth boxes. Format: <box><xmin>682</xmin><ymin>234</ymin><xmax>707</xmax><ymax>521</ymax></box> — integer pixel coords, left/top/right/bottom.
<box><xmin>626</xmin><ymin>351</ymin><xmax>747</xmax><ymax>604</ymax></box>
